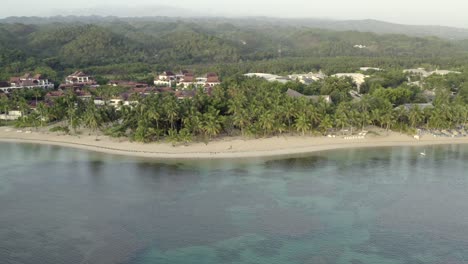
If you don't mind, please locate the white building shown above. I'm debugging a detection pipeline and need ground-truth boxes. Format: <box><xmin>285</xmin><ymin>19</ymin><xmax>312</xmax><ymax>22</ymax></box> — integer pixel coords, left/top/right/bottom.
<box><xmin>332</xmin><ymin>73</ymin><xmax>369</xmax><ymax>93</ymax></box>
<box><xmin>154</xmin><ymin>71</ymin><xmax>176</xmax><ymax>86</ymax></box>
<box><xmin>403</xmin><ymin>68</ymin><xmax>461</xmax><ymax>78</ymax></box>
<box><xmin>0</xmin><ymin>73</ymin><xmax>54</xmax><ymax>93</ymax></box>
<box><xmin>288</xmin><ymin>71</ymin><xmax>327</xmax><ymax>84</ymax></box>
<box><xmin>286</xmin><ymin>89</ymin><xmax>332</xmax><ymax>104</ymax></box>
<box><xmin>354</xmin><ymin>44</ymin><xmax>367</xmax><ymax>49</ymax></box>
<box><xmin>360</xmin><ymin>67</ymin><xmax>382</xmax><ymax>72</ymax></box>
<box><xmin>244</xmin><ymin>73</ymin><xmax>291</xmax><ymax>84</ymax></box>
<box><xmin>65</xmin><ymin>71</ymin><xmax>93</xmax><ymax>85</ymax></box>
<box><xmin>0</xmin><ymin>110</ymin><xmax>22</xmax><ymax>120</ymax></box>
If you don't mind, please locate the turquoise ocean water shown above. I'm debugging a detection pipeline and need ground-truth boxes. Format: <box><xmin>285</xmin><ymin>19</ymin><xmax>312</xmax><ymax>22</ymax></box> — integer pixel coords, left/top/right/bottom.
<box><xmin>0</xmin><ymin>142</ymin><xmax>468</xmax><ymax>264</ymax></box>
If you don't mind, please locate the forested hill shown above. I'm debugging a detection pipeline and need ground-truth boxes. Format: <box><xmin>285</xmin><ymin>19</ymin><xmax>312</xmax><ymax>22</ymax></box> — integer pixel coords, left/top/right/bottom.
<box><xmin>2</xmin><ymin>18</ymin><xmax>468</xmax><ymax>80</ymax></box>
<box><xmin>263</xmin><ymin>18</ymin><xmax>468</xmax><ymax>41</ymax></box>
<box><xmin>3</xmin><ymin>16</ymin><xmax>468</xmax><ymax>40</ymax></box>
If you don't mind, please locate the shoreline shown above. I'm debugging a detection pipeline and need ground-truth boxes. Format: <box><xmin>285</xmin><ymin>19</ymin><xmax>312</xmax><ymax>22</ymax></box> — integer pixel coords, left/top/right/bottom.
<box><xmin>1</xmin><ymin>128</ymin><xmax>468</xmax><ymax>159</ymax></box>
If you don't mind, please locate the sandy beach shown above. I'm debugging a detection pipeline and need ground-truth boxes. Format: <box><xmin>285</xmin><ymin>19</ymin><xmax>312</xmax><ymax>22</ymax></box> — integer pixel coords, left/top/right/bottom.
<box><xmin>1</xmin><ymin>127</ymin><xmax>468</xmax><ymax>159</ymax></box>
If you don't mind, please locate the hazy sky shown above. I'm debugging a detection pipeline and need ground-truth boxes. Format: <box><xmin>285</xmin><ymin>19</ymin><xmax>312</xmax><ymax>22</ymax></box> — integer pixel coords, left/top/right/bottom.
<box><xmin>2</xmin><ymin>0</ymin><xmax>467</xmax><ymax>28</ymax></box>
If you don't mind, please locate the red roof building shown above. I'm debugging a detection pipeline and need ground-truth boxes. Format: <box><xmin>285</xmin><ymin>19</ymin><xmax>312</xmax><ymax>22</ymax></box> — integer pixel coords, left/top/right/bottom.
<box><xmin>0</xmin><ymin>73</ymin><xmax>54</xmax><ymax>94</ymax></box>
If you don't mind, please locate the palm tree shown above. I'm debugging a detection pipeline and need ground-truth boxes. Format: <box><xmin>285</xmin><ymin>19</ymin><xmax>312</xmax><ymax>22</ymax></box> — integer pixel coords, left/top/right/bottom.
<box><xmin>147</xmin><ymin>103</ymin><xmax>162</xmax><ymax>139</ymax></box>
<box><xmin>185</xmin><ymin>113</ymin><xmax>203</xmax><ymax>137</ymax></box>
<box><xmin>316</xmin><ymin>97</ymin><xmax>329</xmax><ymax>117</ymax></box>
<box><xmin>319</xmin><ymin>115</ymin><xmax>334</xmax><ymax>134</ymax></box>
<box><xmin>82</xmin><ymin>100</ymin><xmax>101</xmax><ymax>137</ymax></box>
<box><xmin>134</xmin><ymin>119</ymin><xmax>150</xmax><ymax>142</ymax></box>
<box><xmin>15</xmin><ymin>97</ymin><xmax>28</xmax><ymax>117</ymax></box>
<box><xmin>36</xmin><ymin>102</ymin><xmax>48</xmax><ymax>127</ymax></box>
<box><xmin>61</xmin><ymin>91</ymin><xmax>80</xmax><ymax>132</ymax></box>
<box><xmin>430</xmin><ymin>105</ymin><xmax>450</xmax><ymax>129</ymax></box>
<box><xmin>381</xmin><ymin>110</ymin><xmax>395</xmax><ymax>132</ymax></box>
<box><xmin>309</xmin><ymin>107</ymin><xmax>322</xmax><ymax>130</ymax></box>
<box><xmin>67</xmin><ymin>106</ymin><xmax>80</xmax><ymax>133</ymax></box>
<box><xmin>0</xmin><ymin>95</ymin><xmax>10</xmax><ymax>124</ymax></box>
<box><xmin>294</xmin><ymin>113</ymin><xmax>311</xmax><ymax>136</ymax></box>
<box><xmin>283</xmin><ymin>101</ymin><xmax>296</xmax><ymax>131</ymax></box>
<box><xmin>33</xmin><ymin>89</ymin><xmax>42</xmax><ymax>105</ymax></box>
<box><xmin>178</xmin><ymin>128</ymin><xmax>192</xmax><ymax>145</ymax></box>
<box><xmin>120</xmin><ymin>105</ymin><xmax>137</xmax><ymax>129</ymax></box>
<box><xmin>275</xmin><ymin>122</ymin><xmax>287</xmax><ymax>135</ymax></box>
<box><xmin>164</xmin><ymin>97</ymin><xmax>179</xmax><ymax>130</ymax></box>
<box><xmin>358</xmin><ymin>111</ymin><xmax>370</xmax><ymax>131</ymax></box>
<box><xmin>394</xmin><ymin>106</ymin><xmax>408</xmax><ymax>133</ymax></box>
<box><xmin>167</xmin><ymin>129</ymin><xmax>179</xmax><ymax>147</ymax></box>
<box><xmin>202</xmin><ymin>111</ymin><xmax>222</xmax><ymax>140</ymax></box>
<box><xmin>408</xmin><ymin>105</ymin><xmax>423</xmax><ymax>128</ymax></box>
<box><xmin>259</xmin><ymin>111</ymin><xmax>274</xmax><ymax>136</ymax></box>
<box><xmin>334</xmin><ymin>113</ymin><xmax>348</xmax><ymax>135</ymax></box>
<box><xmin>349</xmin><ymin>110</ymin><xmax>360</xmax><ymax>135</ymax></box>
<box><xmin>456</xmin><ymin>104</ymin><xmax>468</xmax><ymax>127</ymax></box>
<box><xmin>232</xmin><ymin>110</ymin><xmax>249</xmax><ymax>136</ymax></box>
<box><xmin>371</xmin><ymin>108</ymin><xmax>382</xmax><ymax>127</ymax></box>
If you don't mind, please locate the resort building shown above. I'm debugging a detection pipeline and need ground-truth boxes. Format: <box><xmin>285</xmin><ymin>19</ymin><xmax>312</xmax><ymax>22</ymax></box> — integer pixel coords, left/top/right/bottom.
<box><xmin>108</xmin><ymin>80</ymin><xmax>148</xmax><ymax>89</ymax></box>
<box><xmin>65</xmin><ymin>71</ymin><xmax>93</xmax><ymax>85</ymax></box>
<box><xmin>288</xmin><ymin>71</ymin><xmax>327</xmax><ymax>84</ymax></box>
<box><xmin>158</xmin><ymin>71</ymin><xmax>176</xmax><ymax>81</ymax></box>
<box><xmin>0</xmin><ymin>73</ymin><xmax>54</xmax><ymax>93</ymax></box>
<box><xmin>430</xmin><ymin>70</ymin><xmax>461</xmax><ymax>75</ymax></box>
<box><xmin>353</xmin><ymin>44</ymin><xmax>367</xmax><ymax>49</ymax></box>
<box><xmin>152</xmin><ymin>70</ymin><xmax>222</xmax><ymax>89</ymax></box>
<box><xmin>246</xmin><ymin>71</ymin><xmax>327</xmax><ymax>85</ymax></box>
<box><xmin>205</xmin><ymin>73</ymin><xmax>221</xmax><ymax>87</ymax></box>
<box><xmin>360</xmin><ymin>67</ymin><xmax>382</xmax><ymax>72</ymax></box>
<box><xmin>179</xmin><ymin>74</ymin><xmax>196</xmax><ymax>88</ymax></box>
<box><xmin>154</xmin><ymin>71</ymin><xmax>176</xmax><ymax>86</ymax></box>
<box><xmin>60</xmin><ymin>71</ymin><xmax>96</xmax><ymax>89</ymax></box>
<box><xmin>45</xmin><ymin>90</ymin><xmax>65</xmax><ymax>100</ymax></box>
<box><xmin>332</xmin><ymin>73</ymin><xmax>369</xmax><ymax>93</ymax></box>
<box><xmin>244</xmin><ymin>73</ymin><xmax>292</xmax><ymax>84</ymax></box>
<box><xmin>404</xmin><ymin>68</ymin><xmax>461</xmax><ymax>78</ymax></box>
<box><xmin>286</xmin><ymin>89</ymin><xmax>332</xmax><ymax>104</ymax></box>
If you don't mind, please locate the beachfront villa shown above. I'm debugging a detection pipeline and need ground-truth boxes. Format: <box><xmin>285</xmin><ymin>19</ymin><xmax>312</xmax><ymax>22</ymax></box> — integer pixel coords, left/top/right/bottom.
<box><xmin>60</xmin><ymin>71</ymin><xmax>96</xmax><ymax>89</ymax></box>
<box><xmin>0</xmin><ymin>73</ymin><xmax>54</xmax><ymax>93</ymax></box>
<box><xmin>205</xmin><ymin>73</ymin><xmax>221</xmax><ymax>87</ymax></box>
<box><xmin>179</xmin><ymin>74</ymin><xmax>195</xmax><ymax>88</ymax></box>
<box><xmin>153</xmin><ymin>71</ymin><xmax>221</xmax><ymax>89</ymax></box>
<box><xmin>154</xmin><ymin>71</ymin><xmax>176</xmax><ymax>86</ymax></box>
<box><xmin>65</xmin><ymin>71</ymin><xmax>93</xmax><ymax>85</ymax></box>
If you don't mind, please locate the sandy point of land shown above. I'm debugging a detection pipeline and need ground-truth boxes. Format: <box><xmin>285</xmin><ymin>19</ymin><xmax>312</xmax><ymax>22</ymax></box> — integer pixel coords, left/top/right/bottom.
<box><xmin>0</xmin><ymin>127</ymin><xmax>468</xmax><ymax>159</ymax></box>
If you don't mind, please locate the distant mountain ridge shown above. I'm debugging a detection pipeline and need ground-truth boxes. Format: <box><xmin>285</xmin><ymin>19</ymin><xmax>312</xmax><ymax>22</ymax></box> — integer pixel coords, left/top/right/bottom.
<box><xmin>1</xmin><ymin>15</ymin><xmax>468</xmax><ymax>40</ymax></box>
<box><xmin>295</xmin><ymin>18</ymin><xmax>468</xmax><ymax>40</ymax></box>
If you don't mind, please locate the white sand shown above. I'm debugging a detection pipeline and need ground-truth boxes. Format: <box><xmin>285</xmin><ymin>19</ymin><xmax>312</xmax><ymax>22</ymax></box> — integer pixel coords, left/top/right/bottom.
<box><xmin>1</xmin><ymin>127</ymin><xmax>467</xmax><ymax>159</ymax></box>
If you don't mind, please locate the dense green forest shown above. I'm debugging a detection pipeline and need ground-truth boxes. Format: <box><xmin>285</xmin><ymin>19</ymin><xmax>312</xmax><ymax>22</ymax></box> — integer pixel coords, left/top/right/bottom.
<box><xmin>2</xmin><ymin>18</ymin><xmax>468</xmax><ymax>82</ymax></box>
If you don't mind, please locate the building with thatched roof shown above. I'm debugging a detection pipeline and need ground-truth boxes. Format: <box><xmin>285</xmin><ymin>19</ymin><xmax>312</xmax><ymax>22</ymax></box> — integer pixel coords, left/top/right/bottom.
<box><xmin>286</xmin><ymin>89</ymin><xmax>332</xmax><ymax>104</ymax></box>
